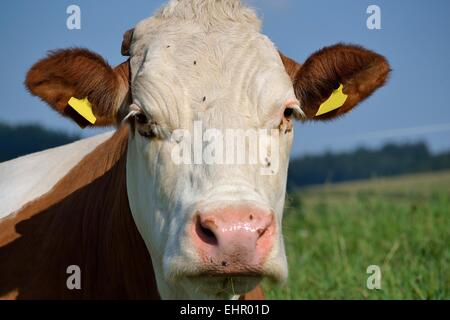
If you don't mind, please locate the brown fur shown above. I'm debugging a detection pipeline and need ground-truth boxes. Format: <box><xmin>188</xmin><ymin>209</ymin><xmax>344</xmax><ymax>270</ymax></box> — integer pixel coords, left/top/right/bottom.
<box><xmin>279</xmin><ymin>52</ymin><xmax>302</xmax><ymax>80</ymax></box>
<box><xmin>25</xmin><ymin>49</ymin><xmax>130</xmax><ymax>126</ymax></box>
<box><xmin>121</xmin><ymin>29</ymin><xmax>135</xmax><ymax>56</ymax></box>
<box><xmin>280</xmin><ymin>44</ymin><xmax>390</xmax><ymax>120</ymax></box>
<box><xmin>0</xmin><ymin>126</ymin><xmax>264</xmax><ymax>300</ymax></box>
<box><xmin>241</xmin><ymin>285</ymin><xmax>265</xmax><ymax>300</ymax></box>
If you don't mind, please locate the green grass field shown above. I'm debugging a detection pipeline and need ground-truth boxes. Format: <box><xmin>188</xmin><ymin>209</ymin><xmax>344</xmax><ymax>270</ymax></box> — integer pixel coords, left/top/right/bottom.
<box><xmin>263</xmin><ymin>171</ymin><xmax>450</xmax><ymax>299</ymax></box>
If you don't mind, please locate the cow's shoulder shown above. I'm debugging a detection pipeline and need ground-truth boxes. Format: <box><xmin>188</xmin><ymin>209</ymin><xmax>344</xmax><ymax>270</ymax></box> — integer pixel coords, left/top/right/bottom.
<box><xmin>0</xmin><ymin>131</ymin><xmax>114</xmax><ymax>220</ymax></box>
<box><xmin>0</xmin><ymin>126</ymin><xmax>158</xmax><ymax>299</ymax></box>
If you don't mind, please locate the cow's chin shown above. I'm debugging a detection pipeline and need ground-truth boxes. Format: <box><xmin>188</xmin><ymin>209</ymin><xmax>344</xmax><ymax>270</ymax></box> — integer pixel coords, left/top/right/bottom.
<box><xmin>184</xmin><ymin>275</ymin><xmax>262</xmax><ymax>299</ymax></box>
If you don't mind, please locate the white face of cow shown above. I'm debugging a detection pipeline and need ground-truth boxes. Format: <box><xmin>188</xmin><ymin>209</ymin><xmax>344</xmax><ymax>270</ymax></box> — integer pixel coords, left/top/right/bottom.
<box><xmin>125</xmin><ymin>8</ymin><xmax>295</xmax><ymax>299</ymax></box>
<box><xmin>26</xmin><ymin>0</ymin><xmax>390</xmax><ymax>301</ymax></box>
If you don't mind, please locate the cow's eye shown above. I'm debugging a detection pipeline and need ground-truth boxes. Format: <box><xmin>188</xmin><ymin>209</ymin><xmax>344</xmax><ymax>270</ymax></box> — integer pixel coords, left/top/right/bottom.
<box><xmin>136</xmin><ymin>112</ymin><xmax>148</xmax><ymax>125</ymax></box>
<box><xmin>125</xmin><ymin>104</ymin><xmax>160</xmax><ymax>139</ymax></box>
<box><xmin>137</xmin><ymin>121</ymin><xmax>159</xmax><ymax>139</ymax></box>
<box><xmin>133</xmin><ymin>112</ymin><xmax>160</xmax><ymax>139</ymax></box>
<box><xmin>281</xmin><ymin>102</ymin><xmax>305</xmax><ymax>122</ymax></box>
<box><xmin>279</xmin><ymin>104</ymin><xmax>300</xmax><ymax>133</ymax></box>
<box><xmin>283</xmin><ymin>107</ymin><xmax>294</xmax><ymax>119</ymax></box>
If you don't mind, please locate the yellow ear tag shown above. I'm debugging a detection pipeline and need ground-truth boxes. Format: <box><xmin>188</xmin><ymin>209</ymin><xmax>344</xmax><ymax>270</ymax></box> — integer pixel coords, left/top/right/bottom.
<box><xmin>67</xmin><ymin>97</ymin><xmax>97</xmax><ymax>124</ymax></box>
<box><xmin>315</xmin><ymin>84</ymin><xmax>348</xmax><ymax>117</ymax></box>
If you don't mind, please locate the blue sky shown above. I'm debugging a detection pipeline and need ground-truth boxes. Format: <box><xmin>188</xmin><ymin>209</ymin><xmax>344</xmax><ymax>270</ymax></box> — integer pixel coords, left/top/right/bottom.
<box><xmin>1</xmin><ymin>0</ymin><xmax>449</xmax><ymax>156</ymax></box>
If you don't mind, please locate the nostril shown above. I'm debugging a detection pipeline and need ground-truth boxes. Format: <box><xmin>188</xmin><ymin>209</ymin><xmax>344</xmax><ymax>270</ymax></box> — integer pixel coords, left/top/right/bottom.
<box><xmin>256</xmin><ymin>214</ymin><xmax>274</xmax><ymax>240</ymax></box>
<box><xmin>257</xmin><ymin>227</ymin><xmax>267</xmax><ymax>239</ymax></box>
<box><xmin>201</xmin><ymin>225</ymin><xmax>217</xmax><ymax>243</ymax></box>
<box><xmin>195</xmin><ymin>216</ymin><xmax>218</xmax><ymax>246</ymax></box>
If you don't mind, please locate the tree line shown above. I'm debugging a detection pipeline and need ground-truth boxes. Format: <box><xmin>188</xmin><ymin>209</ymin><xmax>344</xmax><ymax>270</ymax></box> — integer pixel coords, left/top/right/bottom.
<box><xmin>288</xmin><ymin>142</ymin><xmax>450</xmax><ymax>189</ymax></box>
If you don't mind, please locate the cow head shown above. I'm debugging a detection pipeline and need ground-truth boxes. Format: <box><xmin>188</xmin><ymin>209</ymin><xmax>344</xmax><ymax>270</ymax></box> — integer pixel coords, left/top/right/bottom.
<box><xmin>25</xmin><ymin>0</ymin><xmax>389</xmax><ymax>299</ymax></box>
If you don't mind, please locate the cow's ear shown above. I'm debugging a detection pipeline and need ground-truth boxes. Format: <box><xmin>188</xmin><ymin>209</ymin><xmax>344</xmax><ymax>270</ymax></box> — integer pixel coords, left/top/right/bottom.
<box><xmin>25</xmin><ymin>48</ymin><xmax>130</xmax><ymax>127</ymax></box>
<box><xmin>281</xmin><ymin>44</ymin><xmax>390</xmax><ymax>120</ymax></box>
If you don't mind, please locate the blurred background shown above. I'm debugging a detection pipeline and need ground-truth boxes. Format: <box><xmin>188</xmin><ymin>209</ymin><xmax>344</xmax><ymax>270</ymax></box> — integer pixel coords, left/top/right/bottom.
<box><xmin>0</xmin><ymin>0</ymin><xmax>448</xmax><ymax>299</ymax></box>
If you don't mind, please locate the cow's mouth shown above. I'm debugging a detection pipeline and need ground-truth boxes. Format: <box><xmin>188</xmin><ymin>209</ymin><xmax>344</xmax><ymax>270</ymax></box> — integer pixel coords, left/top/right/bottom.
<box><xmin>187</xmin><ymin>274</ymin><xmax>262</xmax><ymax>296</ymax></box>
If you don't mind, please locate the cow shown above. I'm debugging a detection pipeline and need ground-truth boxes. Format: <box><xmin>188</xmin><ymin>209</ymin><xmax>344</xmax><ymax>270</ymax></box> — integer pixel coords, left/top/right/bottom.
<box><xmin>0</xmin><ymin>0</ymin><xmax>390</xmax><ymax>300</ymax></box>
